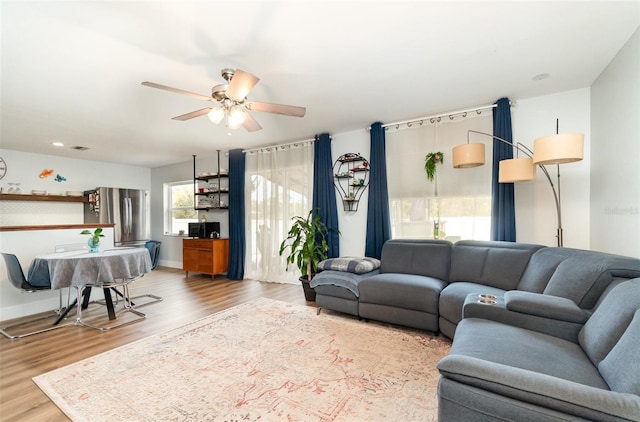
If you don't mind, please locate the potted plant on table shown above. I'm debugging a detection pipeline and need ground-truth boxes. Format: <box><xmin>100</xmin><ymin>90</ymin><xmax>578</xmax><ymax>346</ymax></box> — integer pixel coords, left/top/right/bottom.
<box><xmin>80</xmin><ymin>227</ymin><xmax>105</xmax><ymax>253</ymax></box>
<box><xmin>279</xmin><ymin>209</ymin><xmax>336</xmax><ymax>301</ymax></box>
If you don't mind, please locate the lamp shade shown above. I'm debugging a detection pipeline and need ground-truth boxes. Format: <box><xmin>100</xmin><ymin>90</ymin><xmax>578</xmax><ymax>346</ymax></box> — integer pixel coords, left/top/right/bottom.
<box><xmin>533</xmin><ymin>133</ymin><xmax>584</xmax><ymax>165</ymax></box>
<box><xmin>453</xmin><ymin>143</ymin><xmax>485</xmax><ymax>168</ymax></box>
<box><xmin>499</xmin><ymin>157</ymin><xmax>535</xmax><ymax>182</ymax></box>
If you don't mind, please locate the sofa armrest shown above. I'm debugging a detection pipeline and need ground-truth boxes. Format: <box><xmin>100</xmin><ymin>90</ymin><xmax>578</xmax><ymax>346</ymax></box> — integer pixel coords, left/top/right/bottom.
<box><xmin>504</xmin><ymin>291</ymin><xmax>589</xmax><ymax>324</ymax></box>
<box><xmin>462</xmin><ymin>293</ymin><xmax>585</xmax><ymax>341</ymax></box>
<box><xmin>437</xmin><ymin>355</ymin><xmax>640</xmax><ymax>421</ymax></box>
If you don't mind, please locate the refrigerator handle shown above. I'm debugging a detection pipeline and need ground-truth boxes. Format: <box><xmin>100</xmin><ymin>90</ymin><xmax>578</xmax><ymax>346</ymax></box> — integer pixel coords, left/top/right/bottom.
<box><xmin>124</xmin><ymin>197</ymin><xmax>131</xmax><ymax>234</ymax></box>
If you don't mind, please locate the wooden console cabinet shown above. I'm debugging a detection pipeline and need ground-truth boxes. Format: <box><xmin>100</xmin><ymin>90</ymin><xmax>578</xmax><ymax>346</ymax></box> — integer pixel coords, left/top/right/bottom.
<box><xmin>182</xmin><ymin>238</ymin><xmax>229</xmax><ymax>278</ymax></box>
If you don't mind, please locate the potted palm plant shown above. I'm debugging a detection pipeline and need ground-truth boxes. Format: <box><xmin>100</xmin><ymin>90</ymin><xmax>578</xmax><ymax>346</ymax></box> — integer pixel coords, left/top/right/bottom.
<box><xmin>279</xmin><ymin>209</ymin><xmax>334</xmax><ymax>301</ymax></box>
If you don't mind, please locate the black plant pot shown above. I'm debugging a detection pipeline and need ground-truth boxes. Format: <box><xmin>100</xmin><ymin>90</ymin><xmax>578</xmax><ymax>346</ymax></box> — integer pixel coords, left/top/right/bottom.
<box><xmin>299</xmin><ymin>276</ymin><xmax>316</xmax><ymax>302</ymax></box>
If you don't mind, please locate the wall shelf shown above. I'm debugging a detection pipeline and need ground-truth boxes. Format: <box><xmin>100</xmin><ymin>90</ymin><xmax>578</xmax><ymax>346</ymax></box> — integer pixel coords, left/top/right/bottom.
<box><xmin>193</xmin><ymin>152</ymin><xmax>229</xmax><ymax>210</ymax></box>
<box><xmin>333</xmin><ymin>153</ymin><xmax>370</xmax><ymax>212</ymax></box>
<box><xmin>0</xmin><ymin>193</ymin><xmax>86</xmax><ymax>203</ymax></box>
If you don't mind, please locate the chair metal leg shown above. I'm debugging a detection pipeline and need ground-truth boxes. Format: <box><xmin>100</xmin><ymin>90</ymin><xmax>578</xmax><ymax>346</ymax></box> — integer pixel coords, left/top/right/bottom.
<box><xmin>75</xmin><ymin>283</ymin><xmax>146</xmax><ymax>332</ymax></box>
<box><xmin>96</xmin><ymin>284</ymin><xmax>163</xmax><ymax>308</ymax></box>
<box><xmin>126</xmin><ymin>292</ymin><xmax>163</xmax><ymax>308</ymax></box>
<box><xmin>0</xmin><ymin>308</ymin><xmax>74</xmax><ymax>339</ymax></box>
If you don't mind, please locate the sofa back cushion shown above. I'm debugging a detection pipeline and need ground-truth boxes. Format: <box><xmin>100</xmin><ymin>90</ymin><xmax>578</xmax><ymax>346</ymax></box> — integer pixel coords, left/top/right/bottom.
<box><xmin>449</xmin><ymin>241</ymin><xmax>543</xmax><ymax>290</ymax></box>
<box><xmin>542</xmin><ymin>259</ymin><xmax>612</xmax><ymax>307</ymax></box>
<box><xmin>598</xmin><ymin>308</ymin><xmax>640</xmax><ymax>395</ymax></box>
<box><xmin>579</xmin><ymin>279</ymin><xmax>640</xmax><ymax>369</ymax></box>
<box><xmin>517</xmin><ymin>248</ymin><xmax>568</xmax><ymax>293</ymax></box>
<box><xmin>380</xmin><ymin>239</ymin><xmax>451</xmax><ymax>281</ymax></box>
<box><xmin>521</xmin><ymin>247</ymin><xmax>640</xmax><ymax>309</ymax></box>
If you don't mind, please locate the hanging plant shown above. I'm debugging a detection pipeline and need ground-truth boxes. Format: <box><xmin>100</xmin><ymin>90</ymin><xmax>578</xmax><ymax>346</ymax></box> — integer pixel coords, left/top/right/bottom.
<box><xmin>424</xmin><ymin>152</ymin><xmax>444</xmax><ymax>182</ymax></box>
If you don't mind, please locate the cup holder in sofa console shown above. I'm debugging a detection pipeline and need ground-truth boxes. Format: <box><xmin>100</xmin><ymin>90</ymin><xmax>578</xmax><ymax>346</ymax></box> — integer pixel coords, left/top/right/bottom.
<box><xmin>478</xmin><ymin>294</ymin><xmax>497</xmax><ymax>305</ymax></box>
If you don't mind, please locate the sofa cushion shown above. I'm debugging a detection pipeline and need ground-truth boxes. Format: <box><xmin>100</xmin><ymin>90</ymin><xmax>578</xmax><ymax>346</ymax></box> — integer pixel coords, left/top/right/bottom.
<box><xmin>543</xmin><ymin>258</ymin><xmax>611</xmax><ymax>307</ymax></box>
<box><xmin>437</xmin><ymin>356</ymin><xmax>640</xmax><ymax>421</ymax></box>
<box><xmin>379</xmin><ymin>239</ymin><xmax>451</xmax><ymax>280</ymax></box>
<box><xmin>579</xmin><ymin>279</ymin><xmax>640</xmax><ymax>367</ymax></box>
<box><xmin>313</xmin><ymin>283</ymin><xmax>358</xmax><ymax>301</ymax></box>
<box><xmin>504</xmin><ymin>290</ymin><xmax>589</xmax><ymax>324</ymax></box>
<box><xmin>318</xmin><ymin>257</ymin><xmax>380</xmax><ymax>274</ymax></box>
<box><xmin>522</xmin><ymin>248</ymin><xmax>640</xmax><ymax>309</ymax></box>
<box><xmin>598</xmin><ymin>309</ymin><xmax>640</xmax><ymax>395</ymax></box>
<box><xmin>517</xmin><ymin>248</ymin><xmax>567</xmax><ymax>293</ymax></box>
<box><xmin>358</xmin><ymin>273</ymin><xmax>445</xmax><ymax>314</ymax></box>
<box><xmin>449</xmin><ymin>241</ymin><xmax>543</xmax><ymax>290</ymax></box>
<box><xmin>446</xmin><ymin>318</ymin><xmax>609</xmax><ymax>389</ymax></box>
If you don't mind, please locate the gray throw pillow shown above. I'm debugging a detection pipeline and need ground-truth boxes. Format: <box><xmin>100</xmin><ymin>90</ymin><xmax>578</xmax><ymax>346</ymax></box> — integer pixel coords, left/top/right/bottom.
<box><xmin>318</xmin><ymin>257</ymin><xmax>381</xmax><ymax>274</ymax></box>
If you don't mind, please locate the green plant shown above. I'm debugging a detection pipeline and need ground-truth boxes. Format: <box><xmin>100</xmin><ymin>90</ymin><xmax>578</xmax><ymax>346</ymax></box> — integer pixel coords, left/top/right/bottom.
<box><xmin>80</xmin><ymin>227</ymin><xmax>105</xmax><ymax>246</ymax></box>
<box><xmin>279</xmin><ymin>209</ymin><xmax>336</xmax><ymax>281</ymax></box>
<box><xmin>424</xmin><ymin>151</ymin><xmax>444</xmax><ymax>181</ymax></box>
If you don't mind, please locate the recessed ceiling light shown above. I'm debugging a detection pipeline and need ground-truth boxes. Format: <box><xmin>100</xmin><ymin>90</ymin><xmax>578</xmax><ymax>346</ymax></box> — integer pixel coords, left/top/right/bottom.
<box><xmin>52</xmin><ymin>141</ymin><xmax>64</xmax><ymax>147</ymax></box>
<box><xmin>532</xmin><ymin>73</ymin><xmax>550</xmax><ymax>81</ymax></box>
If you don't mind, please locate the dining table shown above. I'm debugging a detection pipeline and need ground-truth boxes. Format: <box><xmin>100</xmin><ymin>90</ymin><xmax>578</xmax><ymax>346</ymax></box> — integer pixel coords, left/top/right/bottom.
<box><xmin>27</xmin><ymin>247</ymin><xmax>152</xmax><ymax>324</ymax></box>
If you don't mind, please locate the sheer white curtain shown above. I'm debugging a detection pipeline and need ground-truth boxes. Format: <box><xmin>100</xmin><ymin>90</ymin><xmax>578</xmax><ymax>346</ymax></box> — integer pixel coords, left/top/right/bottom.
<box><xmin>386</xmin><ymin>114</ymin><xmax>493</xmax><ymax>241</ymax></box>
<box><xmin>244</xmin><ymin>142</ymin><xmax>314</xmax><ymax>284</ymax></box>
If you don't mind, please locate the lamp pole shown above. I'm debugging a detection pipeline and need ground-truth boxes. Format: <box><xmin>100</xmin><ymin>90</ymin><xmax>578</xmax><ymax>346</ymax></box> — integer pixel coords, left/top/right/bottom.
<box><xmin>468</xmin><ymin>130</ymin><xmax>563</xmax><ymax>247</ymax></box>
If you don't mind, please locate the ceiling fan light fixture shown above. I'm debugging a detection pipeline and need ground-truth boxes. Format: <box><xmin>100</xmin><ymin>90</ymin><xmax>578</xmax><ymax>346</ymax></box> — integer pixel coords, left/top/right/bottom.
<box><xmin>142</xmin><ymin>68</ymin><xmax>306</xmax><ymax>132</ymax></box>
<box><xmin>208</xmin><ymin>106</ymin><xmax>225</xmax><ymax>124</ymax></box>
<box><xmin>228</xmin><ymin>106</ymin><xmax>246</xmax><ymax>129</ymax></box>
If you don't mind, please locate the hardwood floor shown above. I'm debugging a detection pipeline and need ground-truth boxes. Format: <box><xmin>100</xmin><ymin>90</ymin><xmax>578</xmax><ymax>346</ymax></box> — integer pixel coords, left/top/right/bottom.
<box><xmin>0</xmin><ymin>267</ymin><xmax>310</xmax><ymax>421</ymax></box>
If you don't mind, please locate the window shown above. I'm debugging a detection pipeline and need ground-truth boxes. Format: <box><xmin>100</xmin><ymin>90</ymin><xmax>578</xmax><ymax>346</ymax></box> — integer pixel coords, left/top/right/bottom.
<box><xmin>244</xmin><ymin>142</ymin><xmax>314</xmax><ymax>284</ymax></box>
<box><xmin>386</xmin><ymin>114</ymin><xmax>493</xmax><ymax>241</ymax></box>
<box><xmin>164</xmin><ymin>181</ymin><xmax>198</xmax><ymax>234</ymax></box>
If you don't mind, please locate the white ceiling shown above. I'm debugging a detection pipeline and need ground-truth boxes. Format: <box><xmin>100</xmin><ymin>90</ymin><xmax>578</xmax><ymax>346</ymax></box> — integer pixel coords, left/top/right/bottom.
<box><xmin>1</xmin><ymin>1</ymin><xmax>638</xmax><ymax>168</ymax></box>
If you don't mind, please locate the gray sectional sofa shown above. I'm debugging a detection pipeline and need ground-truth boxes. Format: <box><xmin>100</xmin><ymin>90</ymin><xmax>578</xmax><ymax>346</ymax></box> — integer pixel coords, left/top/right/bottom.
<box><xmin>311</xmin><ymin>239</ymin><xmax>640</xmax><ymax>421</ymax></box>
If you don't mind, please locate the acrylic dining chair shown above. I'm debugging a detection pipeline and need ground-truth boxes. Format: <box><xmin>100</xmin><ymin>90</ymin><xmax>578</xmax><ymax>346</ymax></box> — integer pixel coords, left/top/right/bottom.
<box><xmin>0</xmin><ymin>253</ymin><xmax>72</xmax><ymax>339</ymax></box>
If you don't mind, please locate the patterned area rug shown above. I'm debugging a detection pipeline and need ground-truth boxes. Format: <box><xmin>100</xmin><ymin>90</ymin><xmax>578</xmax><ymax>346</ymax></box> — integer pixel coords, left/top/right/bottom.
<box><xmin>33</xmin><ymin>298</ymin><xmax>451</xmax><ymax>421</ymax></box>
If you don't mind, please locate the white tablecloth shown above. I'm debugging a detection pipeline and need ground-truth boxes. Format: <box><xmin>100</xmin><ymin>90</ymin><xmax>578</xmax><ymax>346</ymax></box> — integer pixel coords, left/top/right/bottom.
<box><xmin>28</xmin><ymin>248</ymin><xmax>152</xmax><ymax>289</ymax></box>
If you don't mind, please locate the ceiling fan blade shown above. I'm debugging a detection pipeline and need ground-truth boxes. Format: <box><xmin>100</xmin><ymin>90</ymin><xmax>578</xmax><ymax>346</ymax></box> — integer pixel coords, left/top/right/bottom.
<box><xmin>245</xmin><ymin>101</ymin><xmax>306</xmax><ymax>117</ymax></box>
<box><xmin>225</xmin><ymin>69</ymin><xmax>259</xmax><ymax>101</ymax></box>
<box><xmin>142</xmin><ymin>81</ymin><xmax>212</xmax><ymax>102</ymax></box>
<box><xmin>242</xmin><ymin>112</ymin><xmax>262</xmax><ymax>132</ymax></box>
<box><xmin>172</xmin><ymin>107</ymin><xmax>213</xmax><ymax>121</ymax></box>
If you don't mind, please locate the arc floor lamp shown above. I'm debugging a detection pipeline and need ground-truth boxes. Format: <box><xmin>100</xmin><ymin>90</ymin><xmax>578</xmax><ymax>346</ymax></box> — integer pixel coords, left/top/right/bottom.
<box><xmin>452</xmin><ymin>127</ymin><xmax>584</xmax><ymax>247</ymax></box>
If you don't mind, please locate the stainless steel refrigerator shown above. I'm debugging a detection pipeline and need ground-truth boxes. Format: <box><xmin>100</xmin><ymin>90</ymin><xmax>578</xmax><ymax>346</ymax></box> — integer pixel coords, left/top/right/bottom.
<box><xmin>84</xmin><ymin>187</ymin><xmax>150</xmax><ymax>247</ymax></box>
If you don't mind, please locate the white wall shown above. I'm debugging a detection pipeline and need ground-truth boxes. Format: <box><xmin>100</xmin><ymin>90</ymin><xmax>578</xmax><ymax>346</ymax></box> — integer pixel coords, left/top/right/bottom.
<box><xmin>0</xmin><ymin>149</ymin><xmax>150</xmax><ymax>193</ymax></box>
<box><xmin>0</xmin><ymin>149</ymin><xmax>151</xmax><ymax>226</ymax></box>
<box><xmin>149</xmin><ymin>154</ymin><xmax>230</xmax><ymax>269</ymax></box>
<box><xmin>511</xmin><ymin>88</ymin><xmax>591</xmax><ymax>249</ymax></box>
<box><xmin>331</xmin><ymin>129</ymin><xmax>370</xmax><ymax>256</ymax></box>
<box><xmin>590</xmin><ymin>28</ymin><xmax>640</xmax><ymax>257</ymax></box>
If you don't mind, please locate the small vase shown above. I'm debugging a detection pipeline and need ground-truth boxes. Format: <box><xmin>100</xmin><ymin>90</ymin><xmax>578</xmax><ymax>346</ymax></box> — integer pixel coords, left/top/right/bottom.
<box><xmin>88</xmin><ymin>238</ymin><xmax>100</xmax><ymax>253</ymax></box>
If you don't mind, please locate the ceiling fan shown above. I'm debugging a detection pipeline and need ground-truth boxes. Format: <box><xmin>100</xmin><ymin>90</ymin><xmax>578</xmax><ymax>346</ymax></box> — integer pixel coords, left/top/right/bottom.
<box><xmin>142</xmin><ymin>68</ymin><xmax>306</xmax><ymax>132</ymax></box>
